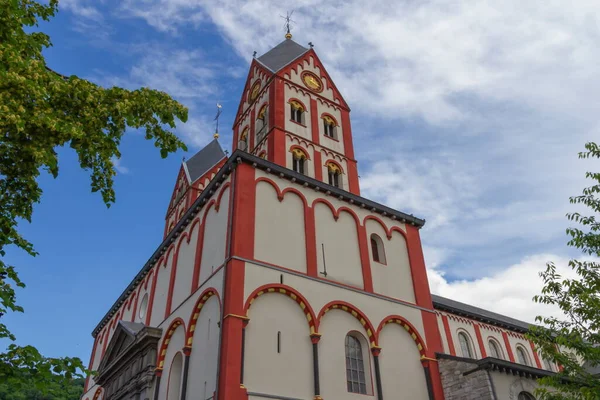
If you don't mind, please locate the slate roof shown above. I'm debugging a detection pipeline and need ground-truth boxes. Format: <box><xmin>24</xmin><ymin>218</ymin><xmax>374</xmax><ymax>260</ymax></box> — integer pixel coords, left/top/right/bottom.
<box><xmin>119</xmin><ymin>321</ymin><xmax>146</xmax><ymax>336</ymax></box>
<box><xmin>185</xmin><ymin>139</ymin><xmax>227</xmax><ymax>183</ymax></box>
<box><xmin>432</xmin><ymin>294</ymin><xmax>532</xmax><ymax>332</ymax></box>
<box><xmin>257</xmin><ymin>38</ymin><xmax>309</xmax><ymax>72</ymax></box>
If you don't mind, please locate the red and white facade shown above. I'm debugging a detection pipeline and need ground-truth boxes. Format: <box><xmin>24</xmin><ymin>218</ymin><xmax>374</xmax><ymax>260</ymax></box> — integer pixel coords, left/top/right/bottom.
<box><xmin>81</xmin><ymin>36</ymin><xmax>558</xmax><ymax>400</ymax></box>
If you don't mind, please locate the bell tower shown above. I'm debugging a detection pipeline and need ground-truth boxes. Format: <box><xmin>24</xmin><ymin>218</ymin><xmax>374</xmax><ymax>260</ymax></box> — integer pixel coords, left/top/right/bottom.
<box><xmin>232</xmin><ymin>34</ymin><xmax>361</xmax><ymax>195</ymax></box>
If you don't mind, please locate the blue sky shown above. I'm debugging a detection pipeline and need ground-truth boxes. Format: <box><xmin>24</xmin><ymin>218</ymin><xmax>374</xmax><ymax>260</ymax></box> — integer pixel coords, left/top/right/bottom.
<box><xmin>4</xmin><ymin>0</ymin><xmax>600</xmax><ymax>365</ymax></box>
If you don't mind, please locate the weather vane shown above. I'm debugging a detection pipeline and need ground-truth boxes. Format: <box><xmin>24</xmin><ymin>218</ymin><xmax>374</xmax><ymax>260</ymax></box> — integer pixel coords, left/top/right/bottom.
<box><xmin>280</xmin><ymin>10</ymin><xmax>295</xmax><ymax>39</ymax></box>
<box><xmin>213</xmin><ymin>102</ymin><xmax>222</xmax><ymax>139</ymax></box>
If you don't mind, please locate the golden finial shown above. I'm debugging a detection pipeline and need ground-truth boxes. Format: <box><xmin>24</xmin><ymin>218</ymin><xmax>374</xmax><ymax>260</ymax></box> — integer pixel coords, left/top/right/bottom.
<box><xmin>213</xmin><ymin>102</ymin><xmax>222</xmax><ymax>140</ymax></box>
<box><xmin>282</xmin><ymin>11</ymin><xmax>295</xmax><ymax>40</ymax></box>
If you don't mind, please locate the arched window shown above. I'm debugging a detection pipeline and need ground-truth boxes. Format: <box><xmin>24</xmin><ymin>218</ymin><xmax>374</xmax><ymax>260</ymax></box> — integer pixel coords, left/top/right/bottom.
<box><xmin>239</xmin><ymin>127</ymin><xmax>249</xmax><ymax>151</ymax></box>
<box><xmin>289</xmin><ymin>100</ymin><xmax>305</xmax><ymax>124</ymax></box>
<box><xmin>326</xmin><ymin>162</ymin><xmax>342</xmax><ymax>188</ymax></box>
<box><xmin>516</xmin><ymin>346</ymin><xmax>530</xmax><ymax>366</ymax></box>
<box><xmin>166</xmin><ymin>352</ymin><xmax>183</xmax><ymax>400</ymax></box>
<box><xmin>518</xmin><ymin>392</ymin><xmax>536</xmax><ymax>400</ymax></box>
<box><xmin>543</xmin><ymin>358</ymin><xmax>554</xmax><ymax>371</ymax></box>
<box><xmin>488</xmin><ymin>339</ymin><xmax>503</xmax><ymax>359</ymax></box>
<box><xmin>345</xmin><ymin>334</ymin><xmax>367</xmax><ymax>394</ymax></box>
<box><xmin>257</xmin><ymin>105</ymin><xmax>268</xmax><ymax>141</ymax></box>
<box><xmin>258</xmin><ymin>151</ymin><xmax>267</xmax><ymax>160</ymax></box>
<box><xmin>458</xmin><ymin>332</ymin><xmax>474</xmax><ymax>359</ymax></box>
<box><xmin>370</xmin><ymin>234</ymin><xmax>386</xmax><ymax>264</ymax></box>
<box><xmin>291</xmin><ymin>148</ymin><xmax>307</xmax><ymax>174</ymax></box>
<box><xmin>322</xmin><ymin>115</ymin><xmax>338</xmax><ymax>139</ymax></box>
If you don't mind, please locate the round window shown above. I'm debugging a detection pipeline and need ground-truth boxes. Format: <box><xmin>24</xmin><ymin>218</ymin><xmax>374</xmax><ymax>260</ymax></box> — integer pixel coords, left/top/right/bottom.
<box><xmin>138</xmin><ymin>293</ymin><xmax>149</xmax><ymax>320</ymax></box>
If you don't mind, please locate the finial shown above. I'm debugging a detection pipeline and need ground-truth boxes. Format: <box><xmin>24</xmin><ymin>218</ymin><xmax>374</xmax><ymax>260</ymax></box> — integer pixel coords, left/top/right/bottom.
<box><xmin>253</xmin><ymin>51</ymin><xmax>257</xmax><ymax>58</ymax></box>
<box><xmin>213</xmin><ymin>102</ymin><xmax>222</xmax><ymax>140</ymax></box>
<box><xmin>308</xmin><ymin>42</ymin><xmax>314</xmax><ymax>48</ymax></box>
<box><xmin>281</xmin><ymin>11</ymin><xmax>295</xmax><ymax>39</ymax></box>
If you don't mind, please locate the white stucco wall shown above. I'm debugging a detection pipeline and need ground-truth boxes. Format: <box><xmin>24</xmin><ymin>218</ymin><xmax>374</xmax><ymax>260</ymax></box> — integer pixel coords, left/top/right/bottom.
<box><xmin>254</xmin><ymin>181</ymin><xmax>307</xmax><ymax>273</ymax></box>
<box><xmin>158</xmin><ymin>325</ymin><xmax>186</xmax><ymax>400</ymax></box>
<box><xmin>244</xmin><ymin>292</ymin><xmax>314</xmax><ymax>399</ymax></box>
<box><xmin>367</xmin><ymin>221</ymin><xmax>415</xmax><ymax>303</ymax></box>
<box><xmin>151</xmin><ymin>256</ymin><xmax>172</xmax><ymax>326</ymax></box>
<box><xmin>379</xmin><ymin>322</ymin><xmax>429</xmax><ymax>399</ymax></box>
<box><xmin>170</xmin><ymin>221</ymin><xmax>200</xmax><ymax>311</ymax></box>
<box><xmin>314</xmin><ymin>203</ymin><xmax>363</xmax><ymax>289</ymax></box>
<box><xmin>446</xmin><ymin>317</ymin><xmax>480</xmax><ymax>359</ymax></box>
<box><xmin>187</xmin><ymin>295</ymin><xmax>221</xmax><ymax>399</ymax></box>
<box><xmin>491</xmin><ymin>373</ymin><xmax>540</xmax><ymax>400</ymax></box>
<box><xmin>319</xmin><ymin>309</ymin><xmax>377</xmax><ymax>399</ymax></box>
<box><xmin>198</xmin><ymin>187</ymin><xmax>230</xmax><ymax>285</ymax></box>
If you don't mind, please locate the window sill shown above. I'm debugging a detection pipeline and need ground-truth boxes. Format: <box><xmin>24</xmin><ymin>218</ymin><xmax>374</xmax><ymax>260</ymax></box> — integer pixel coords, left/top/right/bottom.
<box><xmin>324</xmin><ymin>135</ymin><xmax>340</xmax><ymax>142</ymax></box>
<box><xmin>373</xmin><ymin>260</ymin><xmax>387</xmax><ymax>266</ymax></box>
<box><xmin>289</xmin><ymin>119</ymin><xmax>307</xmax><ymax>128</ymax></box>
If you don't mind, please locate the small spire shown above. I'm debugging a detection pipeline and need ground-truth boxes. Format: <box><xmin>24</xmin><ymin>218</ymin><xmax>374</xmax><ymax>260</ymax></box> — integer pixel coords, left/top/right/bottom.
<box><xmin>213</xmin><ymin>102</ymin><xmax>222</xmax><ymax>140</ymax></box>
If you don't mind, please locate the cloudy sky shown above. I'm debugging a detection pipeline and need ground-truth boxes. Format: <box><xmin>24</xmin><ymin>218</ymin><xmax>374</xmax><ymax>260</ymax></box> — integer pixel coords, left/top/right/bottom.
<box><xmin>4</xmin><ymin>0</ymin><xmax>599</xmax><ymax>362</ymax></box>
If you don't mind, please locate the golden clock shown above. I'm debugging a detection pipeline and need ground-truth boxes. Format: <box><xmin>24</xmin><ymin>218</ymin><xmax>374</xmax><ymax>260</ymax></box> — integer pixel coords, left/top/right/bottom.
<box><xmin>301</xmin><ymin>72</ymin><xmax>323</xmax><ymax>92</ymax></box>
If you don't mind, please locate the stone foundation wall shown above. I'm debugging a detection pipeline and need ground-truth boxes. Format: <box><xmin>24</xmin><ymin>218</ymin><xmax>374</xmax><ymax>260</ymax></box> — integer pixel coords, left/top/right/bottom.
<box><xmin>438</xmin><ymin>357</ymin><xmax>495</xmax><ymax>400</ymax></box>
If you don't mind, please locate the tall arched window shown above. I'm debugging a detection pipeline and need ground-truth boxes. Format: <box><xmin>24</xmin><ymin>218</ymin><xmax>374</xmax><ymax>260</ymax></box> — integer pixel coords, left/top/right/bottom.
<box><xmin>518</xmin><ymin>392</ymin><xmax>536</xmax><ymax>400</ymax></box>
<box><xmin>543</xmin><ymin>358</ymin><xmax>554</xmax><ymax>371</ymax></box>
<box><xmin>458</xmin><ymin>332</ymin><xmax>474</xmax><ymax>359</ymax></box>
<box><xmin>289</xmin><ymin>100</ymin><xmax>305</xmax><ymax>124</ymax></box>
<box><xmin>166</xmin><ymin>352</ymin><xmax>183</xmax><ymax>400</ymax></box>
<box><xmin>291</xmin><ymin>148</ymin><xmax>307</xmax><ymax>174</ymax></box>
<box><xmin>239</xmin><ymin>127</ymin><xmax>249</xmax><ymax>151</ymax></box>
<box><xmin>516</xmin><ymin>346</ymin><xmax>530</xmax><ymax>366</ymax></box>
<box><xmin>345</xmin><ymin>334</ymin><xmax>367</xmax><ymax>394</ymax></box>
<box><xmin>257</xmin><ymin>105</ymin><xmax>268</xmax><ymax>141</ymax></box>
<box><xmin>488</xmin><ymin>339</ymin><xmax>503</xmax><ymax>359</ymax></box>
<box><xmin>322</xmin><ymin>115</ymin><xmax>338</xmax><ymax>139</ymax></box>
<box><xmin>326</xmin><ymin>162</ymin><xmax>342</xmax><ymax>188</ymax></box>
<box><xmin>370</xmin><ymin>234</ymin><xmax>386</xmax><ymax>264</ymax></box>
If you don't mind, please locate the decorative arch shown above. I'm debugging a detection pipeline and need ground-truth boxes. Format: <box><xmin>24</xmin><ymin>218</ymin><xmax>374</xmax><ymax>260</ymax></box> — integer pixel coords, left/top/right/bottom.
<box><xmin>487</xmin><ymin>336</ymin><xmax>505</xmax><ymax>359</ymax></box>
<box><xmin>185</xmin><ymin>288</ymin><xmax>221</xmax><ymax>347</ymax></box>
<box><xmin>376</xmin><ymin>315</ymin><xmax>427</xmax><ymax>358</ymax></box>
<box><xmin>240</xmin><ymin>126</ymin><xmax>249</xmax><ymax>141</ymax></box>
<box><xmin>244</xmin><ymin>284</ymin><xmax>317</xmax><ymax>334</ymax></box>
<box><xmin>312</xmin><ymin>198</ymin><xmax>361</xmax><ymax>226</ymax></box>
<box><xmin>257</xmin><ymin>103</ymin><xmax>268</xmax><ymax>120</ymax></box>
<box><xmin>92</xmin><ymin>387</ymin><xmax>103</xmax><ymax>400</ymax></box>
<box><xmin>317</xmin><ymin>301</ymin><xmax>377</xmax><ymax>347</ymax></box>
<box><xmin>288</xmin><ymin>97</ymin><xmax>307</xmax><ymax>112</ymax></box>
<box><xmin>255</xmin><ymin>177</ymin><xmax>309</xmax><ymax>209</ymax></box>
<box><xmin>289</xmin><ymin>145</ymin><xmax>311</xmax><ymax>160</ymax></box>
<box><xmin>286</xmin><ymin>134</ymin><xmax>316</xmax><ymax>151</ymax></box>
<box><xmin>321</xmin><ymin>112</ymin><xmax>339</xmax><ymax>126</ymax></box>
<box><xmin>157</xmin><ymin>318</ymin><xmax>186</xmax><ymax>370</ymax></box>
<box><xmin>325</xmin><ymin>159</ymin><xmax>344</xmax><ymax>174</ymax></box>
<box><xmin>258</xmin><ymin>151</ymin><xmax>267</xmax><ymax>159</ymax></box>
<box><xmin>456</xmin><ymin>329</ymin><xmax>477</xmax><ymax>359</ymax></box>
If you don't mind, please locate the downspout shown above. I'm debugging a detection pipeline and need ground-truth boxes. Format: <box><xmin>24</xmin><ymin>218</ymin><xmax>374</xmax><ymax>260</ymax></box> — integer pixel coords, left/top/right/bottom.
<box><xmin>214</xmin><ymin>164</ymin><xmax>237</xmax><ymax>400</ymax></box>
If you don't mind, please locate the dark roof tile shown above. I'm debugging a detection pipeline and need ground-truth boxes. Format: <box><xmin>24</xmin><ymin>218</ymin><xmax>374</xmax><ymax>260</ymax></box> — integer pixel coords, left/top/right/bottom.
<box><xmin>185</xmin><ymin>139</ymin><xmax>226</xmax><ymax>183</ymax></box>
<box><xmin>257</xmin><ymin>38</ymin><xmax>309</xmax><ymax>72</ymax></box>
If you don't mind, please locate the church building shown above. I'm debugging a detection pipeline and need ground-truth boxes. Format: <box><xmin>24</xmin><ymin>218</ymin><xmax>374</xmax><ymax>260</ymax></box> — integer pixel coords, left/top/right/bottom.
<box><xmin>79</xmin><ymin>33</ymin><xmax>560</xmax><ymax>400</ymax></box>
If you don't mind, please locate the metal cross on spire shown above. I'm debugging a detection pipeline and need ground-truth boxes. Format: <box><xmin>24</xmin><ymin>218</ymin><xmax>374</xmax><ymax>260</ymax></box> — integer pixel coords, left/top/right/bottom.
<box><xmin>281</xmin><ymin>10</ymin><xmax>295</xmax><ymax>39</ymax></box>
<box><xmin>213</xmin><ymin>102</ymin><xmax>222</xmax><ymax>139</ymax></box>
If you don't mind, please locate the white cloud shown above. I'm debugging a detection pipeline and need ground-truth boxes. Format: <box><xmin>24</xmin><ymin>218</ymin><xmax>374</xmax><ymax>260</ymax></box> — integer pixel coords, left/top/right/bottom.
<box><xmin>429</xmin><ymin>253</ymin><xmax>577</xmax><ymax>324</ymax></box>
<box><xmin>68</xmin><ymin>0</ymin><xmax>600</xmax><ymax>318</ymax></box>
<box><xmin>111</xmin><ymin>157</ymin><xmax>130</xmax><ymax>175</ymax></box>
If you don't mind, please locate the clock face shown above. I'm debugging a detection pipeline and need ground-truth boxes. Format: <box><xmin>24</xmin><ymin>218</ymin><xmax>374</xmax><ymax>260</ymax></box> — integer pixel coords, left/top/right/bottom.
<box><xmin>301</xmin><ymin>72</ymin><xmax>323</xmax><ymax>92</ymax></box>
<box><xmin>249</xmin><ymin>81</ymin><xmax>261</xmax><ymax>102</ymax></box>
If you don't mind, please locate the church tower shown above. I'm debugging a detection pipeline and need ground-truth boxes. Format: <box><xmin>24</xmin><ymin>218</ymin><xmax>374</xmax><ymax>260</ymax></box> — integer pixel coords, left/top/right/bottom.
<box><xmin>232</xmin><ymin>34</ymin><xmax>360</xmax><ymax>195</ymax></box>
<box><xmin>80</xmin><ymin>33</ymin><xmax>449</xmax><ymax>400</ymax></box>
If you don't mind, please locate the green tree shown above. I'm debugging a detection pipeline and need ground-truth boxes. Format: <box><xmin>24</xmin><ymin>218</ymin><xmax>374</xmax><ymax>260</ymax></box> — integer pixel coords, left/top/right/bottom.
<box><xmin>1</xmin><ymin>0</ymin><xmax>187</xmax><ymax>394</ymax></box>
<box><xmin>529</xmin><ymin>142</ymin><xmax>600</xmax><ymax>399</ymax></box>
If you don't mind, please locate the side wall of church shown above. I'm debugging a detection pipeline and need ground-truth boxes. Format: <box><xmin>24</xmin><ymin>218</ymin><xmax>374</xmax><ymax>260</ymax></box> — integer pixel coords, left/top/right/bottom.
<box><xmin>436</xmin><ymin>311</ymin><xmax>555</xmax><ymax>372</ymax></box>
<box><xmin>82</xmin><ymin>176</ymin><xmax>231</xmax><ymax>399</ymax></box>
<box><xmin>242</xmin><ymin>263</ymin><xmax>430</xmax><ymax>400</ymax></box>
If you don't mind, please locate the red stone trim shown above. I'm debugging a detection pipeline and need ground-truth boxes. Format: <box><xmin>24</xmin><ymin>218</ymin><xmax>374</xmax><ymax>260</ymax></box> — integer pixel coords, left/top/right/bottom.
<box><xmin>316</xmin><ymin>301</ymin><xmax>377</xmax><ymax>347</ymax></box>
<box><xmin>244</xmin><ymin>284</ymin><xmax>317</xmax><ymax>334</ymax></box>
<box><xmin>156</xmin><ymin>318</ymin><xmax>186</xmax><ymax>370</ymax></box>
<box><xmin>441</xmin><ymin>314</ymin><xmax>456</xmax><ymax>356</ymax></box>
<box><xmin>185</xmin><ymin>288</ymin><xmax>221</xmax><ymax>347</ymax></box>
<box><xmin>376</xmin><ymin>315</ymin><xmax>427</xmax><ymax>358</ymax></box>
<box><xmin>92</xmin><ymin>387</ymin><xmax>103</xmax><ymax>400</ymax></box>
<box><xmin>474</xmin><ymin>324</ymin><xmax>487</xmax><ymax>358</ymax></box>
<box><xmin>502</xmin><ymin>331</ymin><xmax>516</xmax><ymax>362</ymax></box>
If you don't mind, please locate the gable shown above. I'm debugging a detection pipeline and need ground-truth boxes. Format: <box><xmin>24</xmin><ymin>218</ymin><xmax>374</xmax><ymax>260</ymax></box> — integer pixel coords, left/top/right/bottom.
<box><xmin>97</xmin><ymin>322</ymin><xmax>143</xmax><ymax>373</ymax></box>
<box><xmin>234</xmin><ymin>59</ymin><xmax>274</xmax><ymax>127</ymax></box>
<box><xmin>278</xmin><ymin>49</ymin><xmax>350</xmax><ymax>110</ymax></box>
